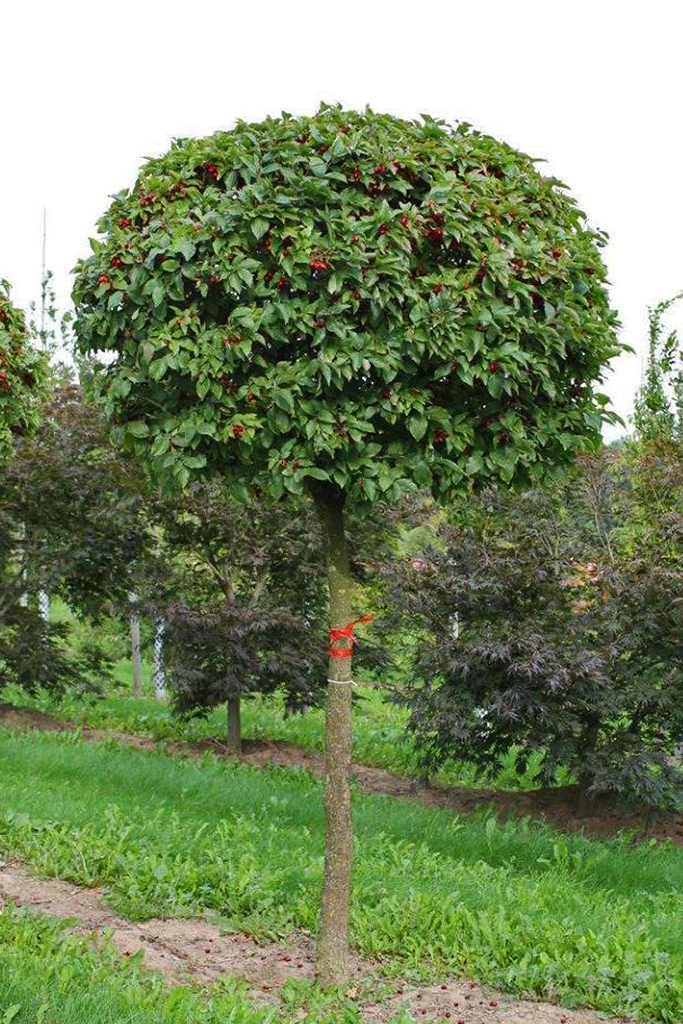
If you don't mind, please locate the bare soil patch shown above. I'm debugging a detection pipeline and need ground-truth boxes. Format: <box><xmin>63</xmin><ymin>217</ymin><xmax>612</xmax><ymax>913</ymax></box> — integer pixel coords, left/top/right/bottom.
<box><xmin>0</xmin><ymin>702</ymin><xmax>68</xmax><ymax>732</ymax></box>
<box><xmin>0</xmin><ymin>862</ymin><xmax>318</xmax><ymax>994</ymax></box>
<box><xmin>0</xmin><ymin>863</ymin><xmax>630</xmax><ymax>1024</ymax></box>
<box><xmin>1</xmin><ymin>701</ymin><xmax>681</xmax><ymax>844</ymax></box>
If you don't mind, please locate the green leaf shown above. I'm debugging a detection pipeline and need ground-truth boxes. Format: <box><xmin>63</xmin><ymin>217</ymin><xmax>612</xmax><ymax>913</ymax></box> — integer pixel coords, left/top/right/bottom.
<box><xmin>127</xmin><ymin>421</ymin><xmax>150</xmax><ymax>438</ymax></box>
<box><xmin>413</xmin><ymin>460</ymin><xmax>432</xmax><ymax>486</ymax></box>
<box><xmin>408</xmin><ymin>416</ymin><xmax>428</xmax><ymax>441</ymax></box>
<box><xmin>273</xmin><ymin>389</ymin><xmax>295</xmax><ymax>414</ymax></box>
<box><xmin>174</xmin><ymin>238</ymin><xmax>196</xmax><ymax>261</ymax></box>
<box><xmin>251</xmin><ymin>218</ymin><xmax>270</xmax><ymax>240</ymax></box>
<box><xmin>308</xmin><ymin>156</ymin><xmax>327</xmax><ymax>176</ymax></box>
<box><xmin>149</xmin><ymin>358</ymin><xmax>168</xmax><ymax>381</ymax></box>
<box><xmin>466</xmin><ymin>452</ymin><xmax>484</xmax><ymax>475</ymax></box>
<box><xmin>362</xmin><ymin>477</ymin><xmax>378</xmax><ymax>500</ymax></box>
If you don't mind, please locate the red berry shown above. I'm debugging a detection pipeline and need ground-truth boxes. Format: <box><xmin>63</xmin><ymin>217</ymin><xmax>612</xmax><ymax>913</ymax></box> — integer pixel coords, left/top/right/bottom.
<box><xmin>139</xmin><ymin>192</ymin><xmax>156</xmax><ymax>206</ymax></box>
<box><xmin>440</xmin><ymin>984</ymin><xmax>447</xmax><ymax>990</ymax></box>
<box><xmin>382</xmin><ymin>389</ymin><xmax>393</xmax><ymax>399</ymax></box>
<box><xmin>264</xmin><ymin>270</ymin><xmax>274</xmax><ymax>283</ymax></box>
<box><xmin>117</xmin><ymin>217</ymin><xmax>131</xmax><ymax>228</ymax></box>
<box><xmin>232</xmin><ymin>424</ymin><xmax>244</xmax><ymax>439</ymax></box>
<box><xmin>489</xmin><ymin>1000</ymin><xmax>498</xmax><ymax>1007</ymax></box>
<box><xmin>313</xmin><ymin>319</ymin><xmax>327</xmax><ymax>329</ymax></box>
<box><xmin>352</xmin><ymin>233</ymin><xmax>360</xmax><ymax>243</ymax></box>
<box><xmin>552</xmin><ymin>247</ymin><xmax>562</xmax><ymax>259</ymax></box>
<box><xmin>204</xmin><ymin>161</ymin><xmax>219</xmax><ymax>179</ymax></box>
<box><xmin>374</xmin><ymin>163</ymin><xmax>387</xmax><ymax>175</ymax></box>
<box><xmin>489</xmin><ymin>361</ymin><xmax>500</xmax><ymax>374</ymax></box>
<box><xmin>351</xmin><ymin>166</ymin><xmax>361</xmax><ymax>182</ymax></box>
<box><xmin>276</xmin><ymin>277</ymin><xmax>288</xmax><ymax>290</ymax></box>
<box><xmin>309</xmin><ymin>259</ymin><xmax>329</xmax><ymax>271</ymax></box>
<box><xmin>378</xmin><ymin>224</ymin><xmax>389</xmax><ymax>236</ymax></box>
<box><xmin>432</xmin><ymin>284</ymin><xmax>443</xmax><ymax>295</ymax></box>
<box><xmin>434</xmin><ymin>430</ymin><xmax>448</xmax><ymax>444</ymax></box>
<box><xmin>110</xmin><ymin>256</ymin><xmax>124</xmax><ymax>269</ymax></box>
<box><xmin>96</xmin><ymin>274</ymin><xmax>110</xmax><ymax>286</ymax></box>
<box><xmin>400</xmin><ymin>215</ymin><xmax>410</xmax><ymax>228</ymax></box>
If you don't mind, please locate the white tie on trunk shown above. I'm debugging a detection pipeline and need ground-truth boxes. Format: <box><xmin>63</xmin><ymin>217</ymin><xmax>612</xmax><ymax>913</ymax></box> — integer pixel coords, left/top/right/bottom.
<box><xmin>153</xmin><ymin>618</ymin><xmax>166</xmax><ymax>701</ymax></box>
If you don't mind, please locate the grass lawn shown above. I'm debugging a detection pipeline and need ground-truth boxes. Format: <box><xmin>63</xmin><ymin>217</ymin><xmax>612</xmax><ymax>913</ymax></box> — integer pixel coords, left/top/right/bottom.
<box><xmin>1</xmin><ymin>728</ymin><xmax>682</xmax><ymax>1022</ymax></box>
<box><xmin>15</xmin><ymin>682</ymin><xmax>560</xmax><ymax>791</ymax></box>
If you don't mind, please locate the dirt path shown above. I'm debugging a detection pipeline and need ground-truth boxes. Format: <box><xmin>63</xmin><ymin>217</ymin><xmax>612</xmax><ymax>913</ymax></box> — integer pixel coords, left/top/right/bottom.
<box><xmin>0</xmin><ymin>862</ymin><xmax>319</xmax><ymax>993</ymax></box>
<box><xmin>2</xmin><ymin>702</ymin><xmax>679</xmax><ymax>845</ymax></box>
<box><xmin>0</xmin><ymin>862</ymin><xmax>628</xmax><ymax>1024</ymax></box>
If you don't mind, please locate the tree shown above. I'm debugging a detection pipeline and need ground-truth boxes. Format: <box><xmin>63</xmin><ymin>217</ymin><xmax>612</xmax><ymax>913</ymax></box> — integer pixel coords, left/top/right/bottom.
<box><xmin>73</xmin><ymin>105</ymin><xmax>621</xmax><ymax>984</ymax></box>
<box><xmin>150</xmin><ymin>482</ymin><xmax>328</xmax><ymax>752</ymax></box>
<box><xmin>0</xmin><ymin>375</ymin><xmax>149</xmax><ymax>698</ymax></box>
<box><xmin>633</xmin><ymin>292</ymin><xmax>683</xmax><ymax>442</ymax></box>
<box><xmin>1</xmin><ymin>376</ymin><xmax>148</xmax><ymax>616</ymax></box>
<box><xmin>0</xmin><ymin>280</ymin><xmax>45</xmax><ymax>460</ymax></box>
<box><xmin>382</xmin><ymin>458</ymin><xmax>683</xmax><ymax>810</ymax></box>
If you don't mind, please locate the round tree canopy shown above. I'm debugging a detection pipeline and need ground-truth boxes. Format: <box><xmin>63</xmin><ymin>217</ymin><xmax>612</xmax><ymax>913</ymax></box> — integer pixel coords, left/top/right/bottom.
<box><xmin>73</xmin><ymin>106</ymin><xmax>621</xmax><ymax>502</ymax></box>
<box><xmin>0</xmin><ymin>280</ymin><xmax>45</xmax><ymax>460</ymax></box>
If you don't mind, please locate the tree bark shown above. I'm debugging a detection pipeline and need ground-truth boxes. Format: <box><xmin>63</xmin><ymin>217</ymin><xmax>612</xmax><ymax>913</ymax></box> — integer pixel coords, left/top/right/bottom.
<box><xmin>226</xmin><ymin>694</ymin><xmax>242</xmax><ymax>754</ymax></box>
<box><xmin>576</xmin><ymin>715</ymin><xmax>600</xmax><ymax>816</ymax></box>
<box><xmin>310</xmin><ymin>481</ymin><xmax>354</xmax><ymax>988</ymax></box>
<box><xmin>129</xmin><ymin>593</ymin><xmax>143</xmax><ymax>699</ymax></box>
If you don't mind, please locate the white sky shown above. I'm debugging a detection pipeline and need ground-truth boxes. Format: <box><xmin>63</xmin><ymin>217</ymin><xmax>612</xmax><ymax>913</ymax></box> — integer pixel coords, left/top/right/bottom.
<box><xmin>2</xmin><ymin>0</ymin><xmax>682</xmax><ymax>437</ymax></box>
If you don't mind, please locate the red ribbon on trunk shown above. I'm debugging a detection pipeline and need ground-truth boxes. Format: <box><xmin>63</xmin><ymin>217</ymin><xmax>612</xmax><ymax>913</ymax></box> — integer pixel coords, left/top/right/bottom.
<box><xmin>328</xmin><ymin>614</ymin><xmax>374</xmax><ymax>659</ymax></box>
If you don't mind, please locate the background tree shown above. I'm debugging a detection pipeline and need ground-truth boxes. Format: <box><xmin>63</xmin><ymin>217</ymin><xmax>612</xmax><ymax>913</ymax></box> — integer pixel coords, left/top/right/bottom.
<box><xmin>633</xmin><ymin>292</ymin><xmax>683</xmax><ymax>443</ymax></box>
<box><xmin>382</xmin><ymin>456</ymin><xmax>683</xmax><ymax>811</ymax></box>
<box><xmin>0</xmin><ymin>279</ymin><xmax>45</xmax><ymax>460</ymax></box>
<box><xmin>149</xmin><ymin>482</ymin><xmax>328</xmax><ymax>752</ymax></box>
<box><xmin>73</xmin><ymin>105</ymin><xmax>621</xmax><ymax>984</ymax></box>
<box><xmin>0</xmin><ymin>374</ymin><xmax>149</xmax><ymax>698</ymax></box>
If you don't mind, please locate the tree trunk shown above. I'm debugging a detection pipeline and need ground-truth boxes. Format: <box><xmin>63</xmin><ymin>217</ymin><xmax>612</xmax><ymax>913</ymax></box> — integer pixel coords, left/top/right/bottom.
<box><xmin>129</xmin><ymin>594</ymin><xmax>143</xmax><ymax>699</ymax></box>
<box><xmin>310</xmin><ymin>481</ymin><xmax>354</xmax><ymax>988</ymax></box>
<box><xmin>226</xmin><ymin>695</ymin><xmax>242</xmax><ymax>754</ymax></box>
<box><xmin>576</xmin><ymin>716</ymin><xmax>600</xmax><ymax>816</ymax></box>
